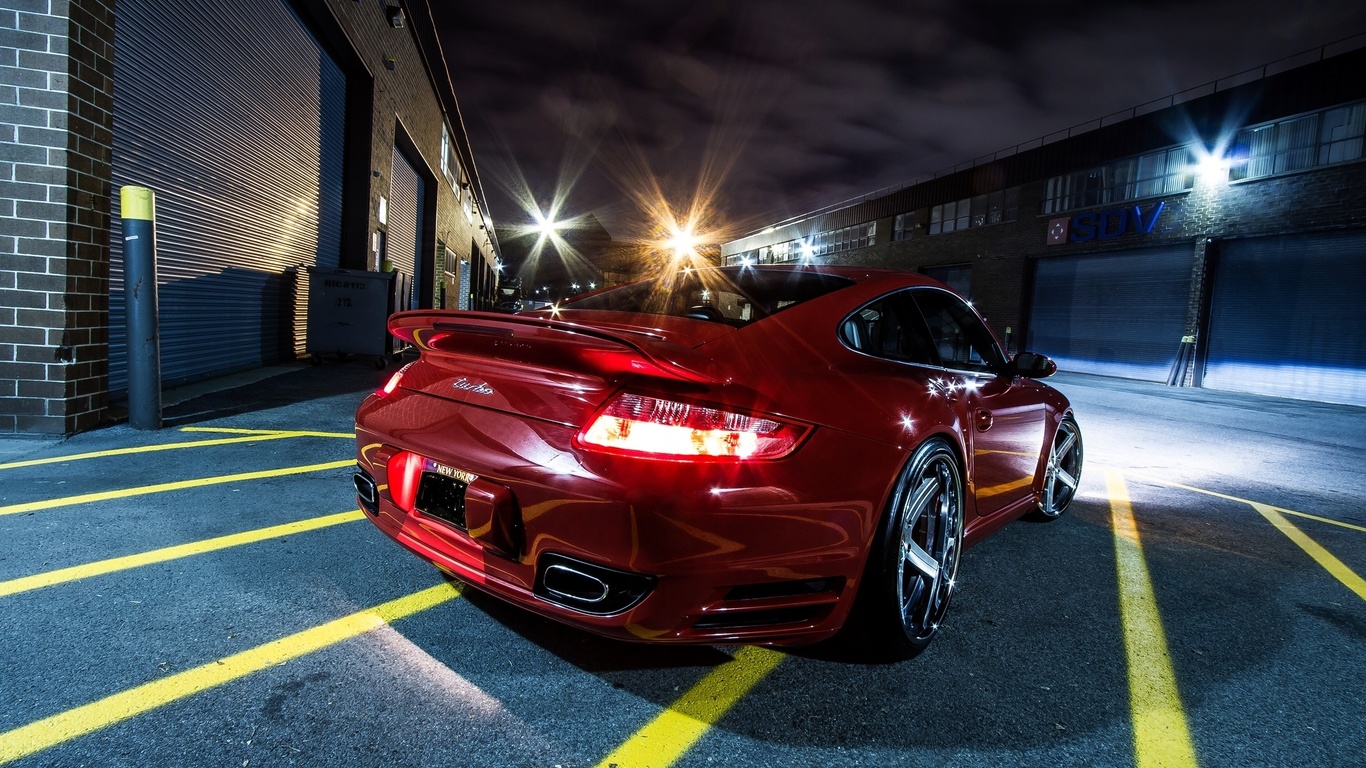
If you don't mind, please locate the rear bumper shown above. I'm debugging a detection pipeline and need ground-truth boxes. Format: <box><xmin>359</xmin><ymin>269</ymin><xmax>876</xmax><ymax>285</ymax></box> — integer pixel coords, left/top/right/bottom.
<box><xmin>353</xmin><ymin>391</ymin><xmax>902</xmax><ymax>645</ymax></box>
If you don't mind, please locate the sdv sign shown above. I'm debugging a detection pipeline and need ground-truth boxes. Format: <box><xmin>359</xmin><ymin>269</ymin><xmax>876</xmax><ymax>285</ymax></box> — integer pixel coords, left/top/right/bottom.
<box><xmin>1047</xmin><ymin>201</ymin><xmax>1164</xmax><ymax>245</ymax></box>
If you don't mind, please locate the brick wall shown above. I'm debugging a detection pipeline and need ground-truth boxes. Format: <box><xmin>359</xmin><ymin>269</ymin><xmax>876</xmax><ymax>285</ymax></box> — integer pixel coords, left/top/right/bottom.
<box><xmin>1</xmin><ymin>0</ymin><xmax>114</xmax><ymax>436</ymax></box>
<box><xmin>321</xmin><ymin>0</ymin><xmax>495</xmax><ymax>309</ymax></box>
<box><xmin>1</xmin><ymin>0</ymin><xmax>487</xmax><ymax>437</ymax></box>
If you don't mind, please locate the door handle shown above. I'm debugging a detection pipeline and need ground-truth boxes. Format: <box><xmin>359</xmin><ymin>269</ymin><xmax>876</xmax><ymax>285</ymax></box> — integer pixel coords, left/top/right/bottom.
<box><xmin>975</xmin><ymin>409</ymin><xmax>994</xmax><ymax>432</ymax></box>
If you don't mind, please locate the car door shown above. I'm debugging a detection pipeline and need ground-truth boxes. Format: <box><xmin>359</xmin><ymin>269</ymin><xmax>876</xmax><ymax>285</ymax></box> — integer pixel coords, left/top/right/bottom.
<box><xmin>909</xmin><ymin>288</ymin><xmax>1046</xmax><ymax>517</ymax></box>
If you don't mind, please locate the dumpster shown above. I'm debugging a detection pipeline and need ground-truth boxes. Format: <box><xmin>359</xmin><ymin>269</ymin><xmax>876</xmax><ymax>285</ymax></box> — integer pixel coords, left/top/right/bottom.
<box><xmin>306</xmin><ymin>267</ymin><xmax>404</xmax><ymax>367</ymax></box>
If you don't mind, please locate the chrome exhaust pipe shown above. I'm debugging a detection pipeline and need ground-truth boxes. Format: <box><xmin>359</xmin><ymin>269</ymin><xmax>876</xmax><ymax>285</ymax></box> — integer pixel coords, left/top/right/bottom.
<box><xmin>534</xmin><ymin>553</ymin><xmax>656</xmax><ymax>615</ymax></box>
<box><xmin>353</xmin><ymin>470</ymin><xmax>379</xmax><ymax>514</ymax></box>
<box><xmin>542</xmin><ymin>563</ymin><xmax>610</xmax><ymax>604</ymax></box>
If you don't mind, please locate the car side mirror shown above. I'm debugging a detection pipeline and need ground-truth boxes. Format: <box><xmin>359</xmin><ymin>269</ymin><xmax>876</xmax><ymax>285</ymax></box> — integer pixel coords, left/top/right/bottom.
<box><xmin>1011</xmin><ymin>351</ymin><xmax>1057</xmax><ymax>379</ymax></box>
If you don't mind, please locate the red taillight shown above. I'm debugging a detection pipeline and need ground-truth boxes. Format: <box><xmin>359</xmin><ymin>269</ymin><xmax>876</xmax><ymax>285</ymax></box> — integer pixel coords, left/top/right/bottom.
<box><xmin>375</xmin><ymin>363</ymin><xmax>414</xmax><ymax>397</ymax></box>
<box><xmin>387</xmin><ymin>450</ymin><xmax>425</xmax><ymax>511</ymax></box>
<box><xmin>578</xmin><ymin>394</ymin><xmax>807</xmax><ymax>461</ymax></box>
<box><xmin>377</xmin><ymin>371</ymin><xmax>403</xmax><ymax>397</ymax></box>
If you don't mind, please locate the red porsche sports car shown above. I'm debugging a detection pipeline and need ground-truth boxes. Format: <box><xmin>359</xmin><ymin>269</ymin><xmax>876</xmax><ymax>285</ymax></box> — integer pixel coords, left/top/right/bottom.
<box><xmin>353</xmin><ymin>265</ymin><xmax>1082</xmax><ymax>657</ymax></box>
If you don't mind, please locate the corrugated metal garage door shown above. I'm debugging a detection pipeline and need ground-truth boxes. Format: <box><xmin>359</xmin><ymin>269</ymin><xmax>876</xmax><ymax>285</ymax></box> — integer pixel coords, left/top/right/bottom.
<box><xmin>387</xmin><ymin>147</ymin><xmax>424</xmax><ymax>310</ymax></box>
<box><xmin>109</xmin><ymin>0</ymin><xmax>346</xmax><ymax>395</ymax></box>
<box><xmin>1028</xmin><ymin>246</ymin><xmax>1193</xmax><ymax>381</ymax></box>
<box><xmin>1203</xmin><ymin>231</ymin><xmax>1366</xmax><ymax>406</ymax></box>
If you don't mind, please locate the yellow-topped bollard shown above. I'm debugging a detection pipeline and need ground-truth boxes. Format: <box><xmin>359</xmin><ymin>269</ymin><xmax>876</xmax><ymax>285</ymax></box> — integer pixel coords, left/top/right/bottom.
<box><xmin>121</xmin><ymin>185</ymin><xmax>162</xmax><ymax>429</ymax></box>
<box><xmin>120</xmin><ymin>185</ymin><xmax>156</xmax><ymax>221</ymax></box>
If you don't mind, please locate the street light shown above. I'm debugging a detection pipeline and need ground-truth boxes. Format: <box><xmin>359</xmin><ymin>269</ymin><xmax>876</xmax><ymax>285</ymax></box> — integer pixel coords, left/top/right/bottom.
<box><xmin>1196</xmin><ymin>153</ymin><xmax>1230</xmax><ymax>184</ymax></box>
<box><xmin>665</xmin><ymin>227</ymin><xmax>698</xmax><ymax>258</ymax></box>
<box><xmin>533</xmin><ymin>210</ymin><xmax>563</xmax><ymax>241</ymax></box>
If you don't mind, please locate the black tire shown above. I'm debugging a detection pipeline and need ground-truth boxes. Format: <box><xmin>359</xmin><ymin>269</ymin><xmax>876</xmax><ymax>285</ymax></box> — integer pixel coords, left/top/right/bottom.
<box><xmin>845</xmin><ymin>437</ymin><xmax>965</xmax><ymax>660</ymax></box>
<box><xmin>1030</xmin><ymin>415</ymin><xmax>1082</xmax><ymax>521</ymax></box>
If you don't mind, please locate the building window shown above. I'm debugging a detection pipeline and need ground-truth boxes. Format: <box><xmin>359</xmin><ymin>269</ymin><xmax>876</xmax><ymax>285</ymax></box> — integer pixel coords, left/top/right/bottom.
<box><xmin>893</xmin><ymin>212</ymin><xmax>913</xmax><ymax>241</ymax></box>
<box><xmin>442</xmin><ymin>242</ymin><xmax>457</xmax><ymax>275</ymax></box>
<box><xmin>984</xmin><ymin>187</ymin><xmax>1019</xmax><ymax>225</ymax></box>
<box><xmin>440</xmin><ymin>124</ymin><xmax>460</xmax><ymax>192</ymax></box>
<box><xmin>1321</xmin><ymin>104</ymin><xmax>1366</xmax><ymax>164</ymax></box>
<box><xmin>930</xmin><ymin>199</ymin><xmax>966</xmax><ymax>234</ymax></box>
<box><xmin>922</xmin><ymin>264</ymin><xmax>972</xmax><ymax>299</ymax></box>
<box><xmin>930</xmin><ymin>188</ymin><xmax>1017</xmax><ymax>234</ymax></box>
<box><xmin>724</xmin><ymin>249</ymin><xmax>752</xmax><ymax>266</ymax></box>
<box><xmin>723</xmin><ymin>221</ymin><xmax>875</xmax><ymax>265</ymax></box>
<box><xmin>1042</xmin><ymin>148</ymin><xmax>1193</xmax><ymax>214</ymax></box>
<box><xmin>812</xmin><ymin>221</ymin><xmax>875</xmax><ymax>255</ymax></box>
<box><xmin>759</xmin><ymin>241</ymin><xmax>792</xmax><ymax>264</ymax></box>
<box><xmin>1231</xmin><ymin>100</ymin><xmax>1365</xmax><ymax>182</ymax></box>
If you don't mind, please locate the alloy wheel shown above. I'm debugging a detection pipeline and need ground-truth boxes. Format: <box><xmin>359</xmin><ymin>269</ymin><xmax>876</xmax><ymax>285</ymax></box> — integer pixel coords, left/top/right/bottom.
<box><xmin>1038</xmin><ymin>417</ymin><xmax>1082</xmax><ymax>518</ymax></box>
<box><xmin>895</xmin><ymin>445</ymin><xmax>964</xmax><ymax>643</ymax></box>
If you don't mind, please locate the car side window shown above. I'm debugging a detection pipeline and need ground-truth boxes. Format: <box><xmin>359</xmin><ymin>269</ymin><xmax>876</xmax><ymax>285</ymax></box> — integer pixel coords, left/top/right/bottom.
<box><xmin>910</xmin><ymin>289</ymin><xmax>1005</xmax><ymax>373</ymax></box>
<box><xmin>839</xmin><ymin>292</ymin><xmax>937</xmax><ymax>365</ymax></box>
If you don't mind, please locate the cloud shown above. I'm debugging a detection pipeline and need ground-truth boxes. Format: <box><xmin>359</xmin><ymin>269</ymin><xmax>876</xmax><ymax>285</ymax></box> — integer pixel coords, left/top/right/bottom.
<box><xmin>434</xmin><ymin>0</ymin><xmax>1366</xmax><ymax>240</ymax></box>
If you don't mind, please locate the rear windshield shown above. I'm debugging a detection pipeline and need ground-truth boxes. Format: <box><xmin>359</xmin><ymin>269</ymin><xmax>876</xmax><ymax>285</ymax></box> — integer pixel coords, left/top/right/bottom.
<box><xmin>558</xmin><ymin>267</ymin><xmax>854</xmax><ymax>327</ymax></box>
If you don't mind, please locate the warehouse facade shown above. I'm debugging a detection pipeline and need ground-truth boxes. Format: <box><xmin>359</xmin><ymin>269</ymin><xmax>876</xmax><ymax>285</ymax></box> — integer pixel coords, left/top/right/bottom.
<box><xmin>723</xmin><ymin>40</ymin><xmax>1366</xmax><ymax>408</ymax></box>
<box><xmin>2</xmin><ymin>0</ymin><xmax>501</xmax><ymax>436</ymax></box>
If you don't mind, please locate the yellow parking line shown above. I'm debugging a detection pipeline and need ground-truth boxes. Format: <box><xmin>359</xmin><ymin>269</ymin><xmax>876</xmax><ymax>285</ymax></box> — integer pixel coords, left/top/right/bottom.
<box><xmin>1106</xmin><ymin>470</ymin><xmax>1199</xmax><ymax>768</ymax></box>
<box><xmin>1118</xmin><ymin>472</ymin><xmax>1365</xmax><ymax>597</ymax></box>
<box><xmin>1120</xmin><ymin>473</ymin><xmax>1361</xmax><ymax>527</ymax></box>
<box><xmin>0</xmin><ymin>431</ymin><xmax>347</xmax><ymax>471</ymax></box>
<box><xmin>1251</xmin><ymin>503</ymin><xmax>1366</xmax><ymax>602</ymax></box>
<box><xmin>1268</xmin><ymin>508</ymin><xmax>1366</xmax><ymax>533</ymax></box>
<box><xmin>0</xmin><ymin>510</ymin><xmax>366</xmax><ymax>598</ymax></box>
<box><xmin>593</xmin><ymin>646</ymin><xmax>784</xmax><ymax>768</ymax></box>
<box><xmin>0</xmin><ymin>581</ymin><xmax>461</xmax><ymax>764</ymax></box>
<box><xmin>179</xmin><ymin>427</ymin><xmax>353</xmax><ymax>438</ymax></box>
<box><xmin>0</xmin><ymin>460</ymin><xmax>354</xmax><ymax>517</ymax></box>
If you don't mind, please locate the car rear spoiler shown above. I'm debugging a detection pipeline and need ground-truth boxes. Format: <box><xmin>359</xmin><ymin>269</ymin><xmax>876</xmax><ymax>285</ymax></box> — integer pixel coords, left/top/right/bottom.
<box><xmin>388</xmin><ymin>310</ymin><xmax>723</xmax><ymax>384</ymax></box>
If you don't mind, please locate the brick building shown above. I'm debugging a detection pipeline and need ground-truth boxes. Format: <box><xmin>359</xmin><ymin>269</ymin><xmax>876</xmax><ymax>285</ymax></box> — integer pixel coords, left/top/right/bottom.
<box><xmin>722</xmin><ymin>39</ymin><xmax>1366</xmax><ymax>408</ymax></box>
<box><xmin>1</xmin><ymin>0</ymin><xmax>501</xmax><ymax>436</ymax></box>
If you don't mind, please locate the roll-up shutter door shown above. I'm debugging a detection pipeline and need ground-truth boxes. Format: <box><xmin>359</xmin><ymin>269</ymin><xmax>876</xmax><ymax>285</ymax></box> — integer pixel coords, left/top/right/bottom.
<box><xmin>1204</xmin><ymin>232</ymin><xmax>1366</xmax><ymax>406</ymax></box>
<box><xmin>109</xmin><ymin>0</ymin><xmax>346</xmax><ymax>395</ymax></box>
<box><xmin>388</xmin><ymin>147</ymin><xmax>424</xmax><ymax>310</ymax></box>
<box><xmin>1028</xmin><ymin>246</ymin><xmax>1193</xmax><ymax>381</ymax></box>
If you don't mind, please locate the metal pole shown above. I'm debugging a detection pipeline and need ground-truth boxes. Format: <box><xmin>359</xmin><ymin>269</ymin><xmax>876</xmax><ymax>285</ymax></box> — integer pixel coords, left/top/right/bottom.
<box><xmin>121</xmin><ymin>185</ymin><xmax>162</xmax><ymax>429</ymax></box>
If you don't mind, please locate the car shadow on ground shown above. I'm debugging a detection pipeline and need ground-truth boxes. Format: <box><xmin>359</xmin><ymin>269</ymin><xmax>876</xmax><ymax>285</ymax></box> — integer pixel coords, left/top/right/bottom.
<box><xmin>409</xmin><ymin>492</ymin><xmax>1293</xmax><ymax>756</ymax></box>
<box><xmin>454</xmin><ymin>586</ymin><xmax>735</xmax><ymax>672</ymax></box>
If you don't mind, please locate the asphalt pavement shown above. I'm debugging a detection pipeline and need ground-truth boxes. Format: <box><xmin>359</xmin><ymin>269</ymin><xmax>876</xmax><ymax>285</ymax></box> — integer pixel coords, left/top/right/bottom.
<box><xmin>0</xmin><ymin>363</ymin><xmax>1362</xmax><ymax>767</ymax></box>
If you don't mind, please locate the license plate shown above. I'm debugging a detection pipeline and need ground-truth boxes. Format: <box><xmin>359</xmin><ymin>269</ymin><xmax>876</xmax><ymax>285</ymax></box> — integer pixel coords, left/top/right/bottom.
<box><xmin>433</xmin><ymin>462</ymin><xmax>477</xmax><ymax>484</ymax></box>
<box><xmin>416</xmin><ymin>466</ymin><xmax>470</xmax><ymax>529</ymax></box>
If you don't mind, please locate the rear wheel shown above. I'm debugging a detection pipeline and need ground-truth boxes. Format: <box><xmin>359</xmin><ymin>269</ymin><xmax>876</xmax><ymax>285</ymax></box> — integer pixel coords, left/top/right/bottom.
<box><xmin>1032</xmin><ymin>415</ymin><xmax>1082</xmax><ymax>521</ymax></box>
<box><xmin>849</xmin><ymin>438</ymin><xmax>965</xmax><ymax>659</ymax></box>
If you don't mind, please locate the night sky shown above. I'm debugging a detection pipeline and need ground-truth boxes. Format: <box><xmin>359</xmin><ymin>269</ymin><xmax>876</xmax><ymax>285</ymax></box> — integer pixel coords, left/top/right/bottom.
<box><xmin>430</xmin><ymin>0</ymin><xmax>1366</xmax><ymax>250</ymax></box>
